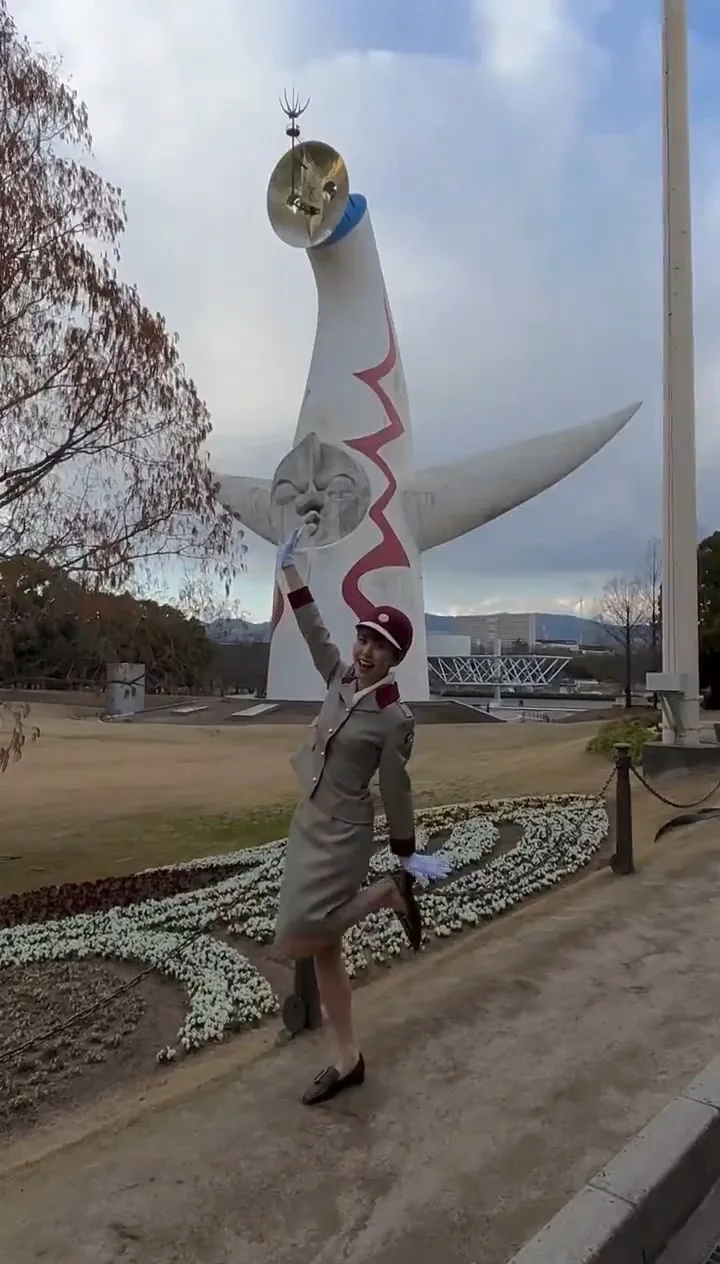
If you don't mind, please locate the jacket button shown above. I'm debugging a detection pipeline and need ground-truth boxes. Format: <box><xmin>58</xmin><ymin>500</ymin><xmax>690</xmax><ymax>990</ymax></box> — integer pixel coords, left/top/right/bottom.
<box><xmin>328</xmin><ymin>727</ymin><xmax>334</xmax><ymax>734</ymax></box>
<box><xmin>312</xmin><ymin>775</ymin><xmax>317</xmax><ymax>782</ymax></box>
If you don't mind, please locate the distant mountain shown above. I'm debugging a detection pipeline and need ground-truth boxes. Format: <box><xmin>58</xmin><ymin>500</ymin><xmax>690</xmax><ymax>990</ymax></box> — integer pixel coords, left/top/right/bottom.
<box><xmin>206</xmin><ymin>610</ymin><xmax>615</xmax><ymax>649</ymax></box>
<box><xmin>425</xmin><ymin>611</ymin><xmax>615</xmax><ymax>648</ymax></box>
<box><xmin>425</xmin><ymin>613</ymin><xmax>457</xmax><ymax>635</ymax></box>
<box><xmin>205</xmin><ymin>617</ymin><xmax>271</xmax><ymax>644</ymax></box>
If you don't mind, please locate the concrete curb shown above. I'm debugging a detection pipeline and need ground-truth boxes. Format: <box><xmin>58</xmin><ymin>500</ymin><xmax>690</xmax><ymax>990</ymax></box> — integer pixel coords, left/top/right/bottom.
<box><xmin>508</xmin><ymin>1056</ymin><xmax>720</xmax><ymax>1263</ymax></box>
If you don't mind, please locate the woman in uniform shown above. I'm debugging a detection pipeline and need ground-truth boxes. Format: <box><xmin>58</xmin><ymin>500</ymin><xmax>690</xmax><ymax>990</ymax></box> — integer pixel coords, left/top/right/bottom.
<box><xmin>274</xmin><ymin>528</ymin><xmax>446</xmax><ymax>1105</ymax></box>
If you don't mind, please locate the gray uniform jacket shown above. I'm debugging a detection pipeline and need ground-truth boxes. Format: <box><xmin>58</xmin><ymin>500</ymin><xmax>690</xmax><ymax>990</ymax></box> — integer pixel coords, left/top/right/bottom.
<box><xmin>287</xmin><ymin>584</ymin><xmax>416</xmax><ymax>856</ymax></box>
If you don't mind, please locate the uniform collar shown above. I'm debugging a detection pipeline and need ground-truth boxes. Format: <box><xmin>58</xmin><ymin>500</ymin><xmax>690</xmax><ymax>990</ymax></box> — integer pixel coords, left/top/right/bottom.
<box><xmin>375</xmin><ymin>680</ymin><xmax>401</xmax><ymax>709</ymax></box>
<box><xmin>350</xmin><ymin>671</ymin><xmax>398</xmax><ymax>709</ymax></box>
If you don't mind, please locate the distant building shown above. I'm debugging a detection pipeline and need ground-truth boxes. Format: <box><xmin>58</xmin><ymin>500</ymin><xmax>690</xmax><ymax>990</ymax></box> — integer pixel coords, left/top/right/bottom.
<box><xmin>536</xmin><ymin>639</ymin><xmax>580</xmax><ymax>653</ymax></box>
<box><xmin>426</xmin><ymin>634</ymin><xmax>472</xmax><ymax>657</ymax></box>
<box><xmin>452</xmin><ymin>612</ymin><xmax>538</xmax><ymax>650</ymax></box>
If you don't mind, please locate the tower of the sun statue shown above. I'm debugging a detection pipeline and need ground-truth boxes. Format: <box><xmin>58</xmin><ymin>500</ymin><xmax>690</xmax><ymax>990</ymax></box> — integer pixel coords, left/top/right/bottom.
<box><xmin>217</xmin><ymin>95</ymin><xmax>641</xmax><ymax>702</ymax></box>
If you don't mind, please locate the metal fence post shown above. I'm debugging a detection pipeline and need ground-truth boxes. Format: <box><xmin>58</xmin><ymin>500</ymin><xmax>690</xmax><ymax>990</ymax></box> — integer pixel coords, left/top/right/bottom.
<box><xmin>281</xmin><ymin>956</ymin><xmax>323</xmax><ymax>1036</ymax></box>
<box><xmin>611</xmin><ymin>743</ymin><xmax>635</xmax><ymax>875</ymax></box>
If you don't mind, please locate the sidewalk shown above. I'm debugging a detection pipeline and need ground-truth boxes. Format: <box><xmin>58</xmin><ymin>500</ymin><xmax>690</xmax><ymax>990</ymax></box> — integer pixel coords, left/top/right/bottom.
<box><xmin>1</xmin><ymin>831</ymin><xmax>720</xmax><ymax>1264</ymax></box>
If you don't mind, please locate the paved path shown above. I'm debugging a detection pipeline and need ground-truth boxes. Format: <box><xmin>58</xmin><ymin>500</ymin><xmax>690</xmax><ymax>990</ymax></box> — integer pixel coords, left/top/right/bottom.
<box><xmin>2</xmin><ymin>833</ymin><xmax>720</xmax><ymax>1264</ymax></box>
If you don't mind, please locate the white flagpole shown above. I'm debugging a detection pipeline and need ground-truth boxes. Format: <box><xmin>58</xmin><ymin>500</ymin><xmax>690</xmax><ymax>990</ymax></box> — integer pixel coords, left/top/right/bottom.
<box><xmin>658</xmin><ymin>0</ymin><xmax>701</xmax><ymax>744</ymax></box>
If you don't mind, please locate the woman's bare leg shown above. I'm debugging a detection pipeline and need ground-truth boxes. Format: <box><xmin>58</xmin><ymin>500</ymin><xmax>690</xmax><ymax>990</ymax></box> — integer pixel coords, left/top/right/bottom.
<box><xmin>272</xmin><ymin>877</ymin><xmax>406</xmax><ymax>961</ymax></box>
<box><xmin>309</xmin><ymin>880</ymin><xmax>403</xmax><ymax>1073</ymax></box>
<box><xmin>313</xmin><ymin>939</ymin><xmax>358</xmax><ymax>1075</ymax></box>
<box><xmin>331</xmin><ymin>875</ymin><xmax>402</xmax><ymax>932</ymax></box>
<box><xmin>273</xmin><ymin>879</ymin><xmax>413</xmax><ymax>1081</ymax></box>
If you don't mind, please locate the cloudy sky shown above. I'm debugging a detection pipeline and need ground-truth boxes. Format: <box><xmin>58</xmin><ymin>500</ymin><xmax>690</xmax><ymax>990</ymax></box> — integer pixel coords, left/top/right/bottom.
<box><xmin>13</xmin><ymin>0</ymin><xmax>720</xmax><ymax>621</ymax></box>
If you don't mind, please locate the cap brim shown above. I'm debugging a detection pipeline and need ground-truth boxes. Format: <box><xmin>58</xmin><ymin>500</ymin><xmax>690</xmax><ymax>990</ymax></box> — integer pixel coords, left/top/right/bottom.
<box><xmin>356</xmin><ymin>619</ymin><xmax>403</xmax><ymax>653</ymax></box>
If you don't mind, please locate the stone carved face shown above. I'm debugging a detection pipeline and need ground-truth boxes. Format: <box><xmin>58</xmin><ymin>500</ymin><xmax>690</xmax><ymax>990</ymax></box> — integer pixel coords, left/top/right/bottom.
<box><xmin>271</xmin><ymin>432</ymin><xmax>370</xmax><ymax>547</ymax></box>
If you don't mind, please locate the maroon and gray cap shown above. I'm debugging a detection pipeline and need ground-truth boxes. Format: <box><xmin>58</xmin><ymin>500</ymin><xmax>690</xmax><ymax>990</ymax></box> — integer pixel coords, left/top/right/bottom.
<box><xmin>356</xmin><ymin>605</ymin><xmax>414</xmax><ymax>660</ymax></box>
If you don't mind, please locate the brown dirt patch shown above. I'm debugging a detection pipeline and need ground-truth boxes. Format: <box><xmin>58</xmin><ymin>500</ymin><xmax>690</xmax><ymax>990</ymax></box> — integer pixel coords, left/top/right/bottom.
<box><xmin>0</xmin><ymin>960</ymin><xmax>184</xmax><ymax>1140</ymax></box>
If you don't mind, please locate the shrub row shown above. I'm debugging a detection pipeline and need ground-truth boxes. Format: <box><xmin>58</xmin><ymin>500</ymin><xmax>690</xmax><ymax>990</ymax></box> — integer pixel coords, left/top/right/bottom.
<box><xmin>586</xmin><ymin>714</ymin><xmax>661</xmax><ymax>763</ymax></box>
<box><xmin>0</xmin><ymin>861</ymin><xmax>243</xmax><ymax>930</ymax></box>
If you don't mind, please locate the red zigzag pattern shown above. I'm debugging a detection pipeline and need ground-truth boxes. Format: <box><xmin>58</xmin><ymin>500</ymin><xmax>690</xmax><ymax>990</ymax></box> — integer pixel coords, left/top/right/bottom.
<box><xmin>342</xmin><ymin>300</ymin><xmax>411</xmax><ymax>622</ymax></box>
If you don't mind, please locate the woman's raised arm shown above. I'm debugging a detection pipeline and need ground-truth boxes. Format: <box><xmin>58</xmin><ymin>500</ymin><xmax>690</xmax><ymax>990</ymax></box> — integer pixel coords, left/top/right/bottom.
<box><xmin>278</xmin><ymin>530</ymin><xmax>343</xmax><ymax>686</ymax></box>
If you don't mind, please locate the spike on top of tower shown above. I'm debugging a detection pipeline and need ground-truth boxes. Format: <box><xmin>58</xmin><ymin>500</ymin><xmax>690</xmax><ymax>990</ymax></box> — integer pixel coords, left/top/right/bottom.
<box><xmin>280</xmin><ymin>88</ymin><xmax>310</xmax><ymax>142</ymax></box>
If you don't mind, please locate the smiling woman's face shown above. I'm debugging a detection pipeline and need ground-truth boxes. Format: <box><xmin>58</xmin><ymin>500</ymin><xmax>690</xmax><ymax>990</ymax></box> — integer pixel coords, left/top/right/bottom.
<box><xmin>270</xmin><ymin>432</ymin><xmax>371</xmax><ymax>547</ymax></box>
<box><xmin>352</xmin><ymin>627</ymin><xmax>396</xmax><ymax>686</ymax></box>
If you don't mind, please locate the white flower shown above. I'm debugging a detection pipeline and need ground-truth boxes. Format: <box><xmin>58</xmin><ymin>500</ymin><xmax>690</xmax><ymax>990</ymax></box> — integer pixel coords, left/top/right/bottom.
<box><xmin>0</xmin><ymin>795</ymin><xmax>607</xmax><ymax>1055</ymax></box>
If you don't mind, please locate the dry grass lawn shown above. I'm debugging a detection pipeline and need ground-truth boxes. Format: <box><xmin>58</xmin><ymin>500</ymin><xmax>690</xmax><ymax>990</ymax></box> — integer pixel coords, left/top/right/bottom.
<box><xmin>0</xmin><ymin>702</ymin><xmax>718</xmax><ymax>895</ymax></box>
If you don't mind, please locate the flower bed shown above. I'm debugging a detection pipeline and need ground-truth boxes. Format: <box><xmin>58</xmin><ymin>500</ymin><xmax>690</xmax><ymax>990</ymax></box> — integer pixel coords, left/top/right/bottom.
<box><xmin>0</xmin><ymin>863</ymin><xmax>245</xmax><ymax>930</ymax></box>
<box><xmin>0</xmin><ymin>795</ymin><xmax>607</xmax><ymax>1061</ymax></box>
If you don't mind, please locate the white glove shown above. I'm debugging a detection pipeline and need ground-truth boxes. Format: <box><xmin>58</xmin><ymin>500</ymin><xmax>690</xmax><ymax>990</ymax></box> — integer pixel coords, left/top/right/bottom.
<box><xmin>401</xmin><ymin>851</ymin><xmax>450</xmax><ymax>884</ymax></box>
<box><xmin>276</xmin><ymin>525</ymin><xmax>303</xmax><ymax>571</ymax></box>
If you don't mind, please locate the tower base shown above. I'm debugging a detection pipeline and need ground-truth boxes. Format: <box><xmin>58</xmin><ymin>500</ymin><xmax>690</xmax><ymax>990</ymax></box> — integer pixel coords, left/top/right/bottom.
<box><xmin>642</xmin><ymin>738</ymin><xmax>720</xmax><ymax>780</ymax></box>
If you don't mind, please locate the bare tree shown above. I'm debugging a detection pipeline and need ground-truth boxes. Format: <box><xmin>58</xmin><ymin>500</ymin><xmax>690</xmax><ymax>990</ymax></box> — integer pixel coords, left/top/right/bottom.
<box><xmin>595</xmin><ymin>576</ymin><xmax>651</xmax><ymax>709</ymax></box>
<box><xmin>0</xmin><ymin>701</ymin><xmax>39</xmax><ymax>773</ymax></box>
<box><xmin>642</xmin><ymin>537</ymin><xmax>662</xmax><ymax>671</ymax></box>
<box><xmin>638</xmin><ymin>537</ymin><xmax>662</xmax><ymax>708</ymax></box>
<box><xmin>174</xmin><ymin>573</ymin><xmax>251</xmax><ymax>639</ymax></box>
<box><xmin>0</xmin><ymin>4</ymin><xmax>240</xmax><ymax>589</ymax></box>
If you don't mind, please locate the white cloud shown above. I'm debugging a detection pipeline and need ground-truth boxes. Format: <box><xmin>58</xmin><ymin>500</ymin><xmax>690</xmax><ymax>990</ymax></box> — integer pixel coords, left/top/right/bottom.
<box><xmin>473</xmin><ymin>0</ymin><xmax>580</xmax><ymax>77</ymax></box>
<box><xmin>9</xmin><ymin>0</ymin><xmax>720</xmax><ymax>621</ymax></box>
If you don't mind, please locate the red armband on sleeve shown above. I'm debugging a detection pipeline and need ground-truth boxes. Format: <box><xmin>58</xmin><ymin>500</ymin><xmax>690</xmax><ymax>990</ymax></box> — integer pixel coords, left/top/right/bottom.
<box><xmin>287</xmin><ymin>586</ymin><xmax>314</xmax><ymax>611</ymax></box>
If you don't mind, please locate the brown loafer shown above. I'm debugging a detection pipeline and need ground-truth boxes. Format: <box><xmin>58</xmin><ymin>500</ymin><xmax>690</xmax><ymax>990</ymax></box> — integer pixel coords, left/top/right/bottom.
<box><xmin>391</xmin><ymin>870</ymin><xmax>422</xmax><ymax>952</ymax></box>
<box><xmin>301</xmin><ymin>1055</ymin><xmax>365</xmax><ymax>1106</ymax></box>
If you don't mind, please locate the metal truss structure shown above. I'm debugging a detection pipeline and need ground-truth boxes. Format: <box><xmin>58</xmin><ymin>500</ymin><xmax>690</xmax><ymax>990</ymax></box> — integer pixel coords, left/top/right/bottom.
<box><xmin>428</xmin><ymin>654</ymin><xmax>571</xmax><ymax>689</ymax></box>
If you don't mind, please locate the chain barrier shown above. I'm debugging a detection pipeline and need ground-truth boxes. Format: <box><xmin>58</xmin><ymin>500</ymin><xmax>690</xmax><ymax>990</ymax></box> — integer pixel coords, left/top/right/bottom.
<box><xmin>629</xmin><ymin>762</ymin><xmax>720</xmax><ymax>811</ymax></box>
<box><xmin>588</xmin><ymin>767</ymin><xmax>618</xmax><ymax>812</ymax></box>
<box><xmin>1</xmin><ymin>771</ymin><xmax>620</xmax><ymax>1063</ymax></box>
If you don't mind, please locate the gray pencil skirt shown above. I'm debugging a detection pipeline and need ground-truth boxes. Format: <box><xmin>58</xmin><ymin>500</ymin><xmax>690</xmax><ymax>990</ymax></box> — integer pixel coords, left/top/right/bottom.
<box><xmin>274</xmin><ymin>797</ymin><xmax>375</xmax><ymax>945</ymax></box>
